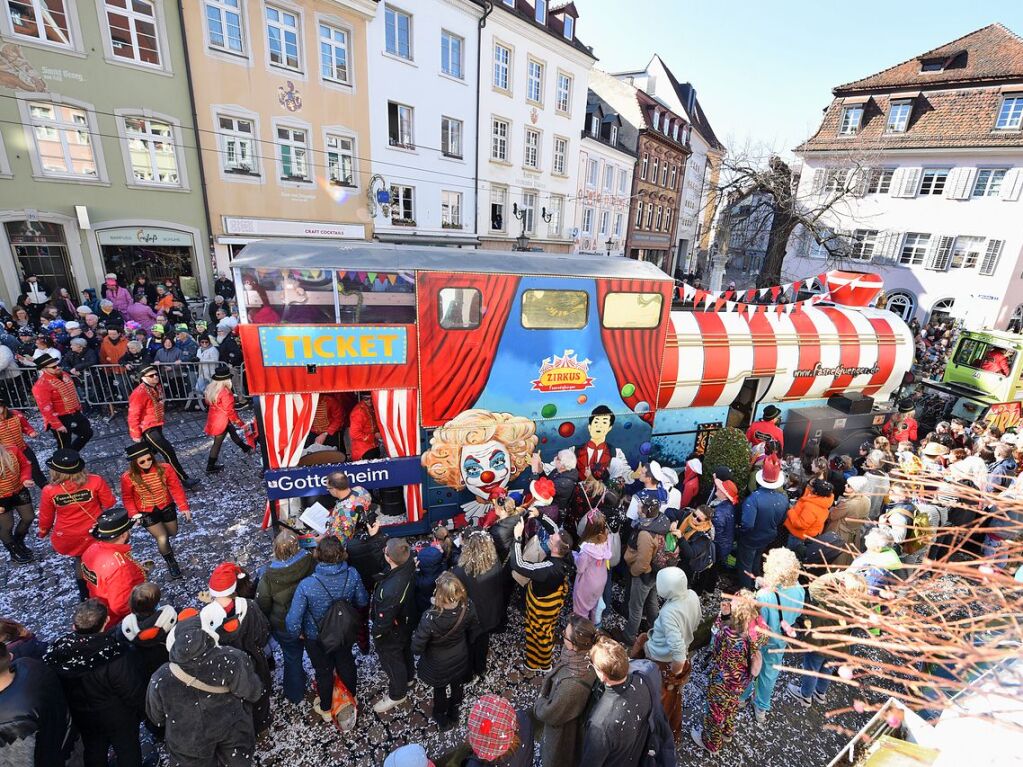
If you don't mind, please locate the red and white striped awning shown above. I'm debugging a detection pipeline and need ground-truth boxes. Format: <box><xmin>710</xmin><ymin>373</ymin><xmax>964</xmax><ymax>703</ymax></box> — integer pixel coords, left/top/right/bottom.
<box><xmin>657</xmin><ymin>306</ymin><xmax>913</xmax><ymax>410</ymax></box>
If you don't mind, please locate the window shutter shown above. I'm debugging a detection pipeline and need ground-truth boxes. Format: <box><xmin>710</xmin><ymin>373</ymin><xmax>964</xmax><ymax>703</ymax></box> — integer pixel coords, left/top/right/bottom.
<box><xmin>874</xmin><ymin>231</ymin><xmax>896</xmax><ymax>263</ymax></box>
<box><xmin>889</xmin><ymin>168</ymin><xmax>905</xmax><ymax>196</ymax></box>
<box><xmin>896</xmin><ymin>168</ymin><xmax>921</xmax><ymax>198</ymax></box>
<box><xmin>926</xmin><ymin>235</ymin><xmax>955</xmax><ymax>271</ymax></box>
<box><xmin>980</xmin><ymin>239</ymin><xmax>1005</xmax><ymax>275</ymax></box>
<box><xmin>945</xmin><ymin>168</ymin><xmax>974</xmax><ymax>200</ymax></box>
<box><xmin>811</xmin><ymin>168</ymin><xmax>825</xmax><ymax>194</ymax></box>
<box><xmin>999</xmin><ymin>168</ymin><xmax>1023</xmax><ymax>201</ymax></box>
<box><xmin>852</xmin><ymin>168</ymin><xmax>869</xmax><ymax>197</ymax></box>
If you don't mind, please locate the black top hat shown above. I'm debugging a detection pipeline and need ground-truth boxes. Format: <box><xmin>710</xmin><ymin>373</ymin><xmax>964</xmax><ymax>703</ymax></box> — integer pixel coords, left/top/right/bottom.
<box><xmin>713</xmin><ymin>465</ymin><xmax>734</xmax><ymax>482</ymax></box>
<box><xmin>34</xmin><ymin>353</ymin><xmax>60</xmax><ymax>369</ymax></box>
<box><xmin>47</xmin><ymin>449</ymin><xmax>84</xmax><ymax>474</ymax></box>
<box><xmin>124</xmin><ymin>442</ymin><xmax>152</xmax><ymax>461</ymax></box>
<box><xmin>91</xmin><ymin>508</ymin><xmax>134</xmax><ymax>541</ymax></box>
<box><xmin>762</xmin><ymin>405</ymin><xmax>782</xmax><ymax>420</ymax></box>
<box><xmin>898</xmin><ymin>399</ymin><xmax>916</xmax><ymax>413</ymax></box>
<box><xmin>211</xmin><ymin>366</ymin><xmax>232</xmax><ymax>381</ymax></box>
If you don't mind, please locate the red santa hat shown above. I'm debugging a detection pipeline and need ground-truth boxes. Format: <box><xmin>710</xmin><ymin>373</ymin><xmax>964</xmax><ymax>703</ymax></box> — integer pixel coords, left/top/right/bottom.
<box><xmin>208</xmin><ymin>562</ymin><xmax>244</xmax><ymax>598</ymax></box>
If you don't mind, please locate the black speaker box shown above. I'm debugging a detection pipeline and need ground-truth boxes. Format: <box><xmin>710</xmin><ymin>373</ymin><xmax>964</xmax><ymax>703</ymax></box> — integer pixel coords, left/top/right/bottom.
<box><xmin>827</xmin><ymin>392</ymin><xmax>874</xmax><ymax>414</ymax></box>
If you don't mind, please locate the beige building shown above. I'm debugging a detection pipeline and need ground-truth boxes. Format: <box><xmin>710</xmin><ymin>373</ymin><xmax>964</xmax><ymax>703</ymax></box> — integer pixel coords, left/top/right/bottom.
<box><xmin>180</xmin><ymin>0</ymin><xmax>375</xmax><ymax>269</ymax></box>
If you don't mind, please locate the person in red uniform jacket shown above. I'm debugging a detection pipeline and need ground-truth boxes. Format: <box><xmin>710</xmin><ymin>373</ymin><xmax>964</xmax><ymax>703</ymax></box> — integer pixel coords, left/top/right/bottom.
<box><xmin>979</xmin><ymin>348</ymin><xmax>1012</xmax><ymax>376</ymax></box>
<box><xmin>127</xmin><ymin>365</ymin><xmax>199</xmax><ymax>489</ymax></box>
<box><xmin>746</xmin><ymin>405</ymin><xmax>784</xmax><ymax>452</ymax></box>
<box><xmin>31</xmin><ymin>353</ymin><xmax>93</xmax><ymax>452</ymax></box>
<box><xmin>307</xmin><ymin>393</ymin><xmax>344</xmax><ymax>451</ymax></box>
<box><xmin>0</xmin><ymin>394</ymin><xmax>46</xmax><ymax>486</ymax></box>
<box><xmin>349</xmin><ymin>394</ymin><xmax>381</xmax><ymax>460</ymax></box>
<box><xmin>38</xmin><ymin>449</ymin><xmax>116</xmax><ymax>600</ymax></box>
<box><xmin>0</xmin><ymin>442</ymin><xmax>35</xmax><ymax>563</ymax></box>
<box><xmin>121</xmin><ymin>442</ymin><xmax>189</xmax><ymax>580</ymax></box>
<box><xmin>882</xmin><ymin>399</ymin><xmax>919</xmax><ymax>444</ymax></box>
<box><xmin>203</xmin><ymin>367</ymin><xmax>252</xmax><ymax>473</ymax></box>
<box><xmin>80</xmin><ymin>508</ymin><xmax>146</xmax><ymax>629</ymax></box>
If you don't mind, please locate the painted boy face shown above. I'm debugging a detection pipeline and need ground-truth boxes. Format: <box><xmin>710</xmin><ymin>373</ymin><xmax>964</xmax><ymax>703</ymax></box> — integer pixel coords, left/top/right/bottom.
<box><xmin>460</xmin><ymin>439</ymin><xmax>511</xmax><ymax>500</ymax></box>
<box><xmin>588</xmin><ymin>414</ymin><xmax>613</xmax><ymax>443</ymax></box>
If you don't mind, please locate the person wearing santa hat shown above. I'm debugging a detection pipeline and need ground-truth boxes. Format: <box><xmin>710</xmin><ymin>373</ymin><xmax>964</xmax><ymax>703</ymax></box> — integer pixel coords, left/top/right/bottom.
<box><xmin>120</xmin><ymin>442</ymin><xmax>190</xmax><ymax>579</ymax></box>
<box><xmin>80</xmin><ymin>508</ymin><xmax>146</xmax><ymax>628</ymax></box>
<box><xmin>737</xmin><ymin>454</ymin><xmax>789</xmax><ymax>588</ymax></box>
<box><xmin>200</xmin><ymin>562</ymin><xmax>272</xmax><ymax>734</ymax></box>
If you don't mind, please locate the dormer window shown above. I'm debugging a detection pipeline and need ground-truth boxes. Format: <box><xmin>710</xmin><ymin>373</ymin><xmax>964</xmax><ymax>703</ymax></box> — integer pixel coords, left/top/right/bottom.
<box><xmin>886</xmin><ymin>100</ymin><xmax>913</xmax><ymax>133</ymax></box>
<box><xmin>920</xmin><ymin>59</ymin><xmax>944</xmax><ymax>72</ymax></box>
<box><xmin>535</xmin><ymin>0</ymin><xmax>546</xmax><ymax>24</ymax></box>
<box><xmin>589</xmin><ymin>114</ymin><xmax>599</xmax><ymax>137</ymax></box>
<box><xmin>652</xmin><ymin>110</ymin><xmax>660</xmax><ymax>131</ymax></box>
<box><xmin>996</xmin><ymin>94</ymin><xmax>1023</xmax><ymax>131</ymax></box>
<box><xmin>609</xmin><ymin>125</ymin><xmax>618</xmax><ymax>145</ymax></box>
<box><xmin>838</xmin><ymin>105</ymin><xmax>863</xmax><ymax>136</ymax></box>
<box><xmin>563</xmin><ymin>15</ymin><xmax>574</xmax><ymax>39</ymax></box>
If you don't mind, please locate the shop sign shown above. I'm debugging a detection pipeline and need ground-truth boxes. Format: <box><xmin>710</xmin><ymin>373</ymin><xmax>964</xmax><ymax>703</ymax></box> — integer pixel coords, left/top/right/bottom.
<box><xmin>984</xmin><ymin>401</ymin><xmax>1022</xmax><ymax>431</ymax></box>
<box><xmin>258</xmin><ymin>325</ymin><xmax>407</xmax><ymax>367</ymax></box>
<box><xmin>532</xmin><ymin>350</ymin><xmax>594</xmax><ymax>392</ymax></box>
<box><xmin>224</xmin><ymin>217</ymin><xmax>366</xmax><ymax>239</ymax></box>
<box><xmin>631</xmin><ymin>232</ymin><xmax>670</xmax><ymax>246</ymax></box>
<box><xmin>97</xmin><ymin>228</ymin><xmax>193</xmax><ymax>247</ymax></box>
<box><xmin>264</xmin><ymin>456</ymin><xmax>422</xmax><ymax>499</ymax></box>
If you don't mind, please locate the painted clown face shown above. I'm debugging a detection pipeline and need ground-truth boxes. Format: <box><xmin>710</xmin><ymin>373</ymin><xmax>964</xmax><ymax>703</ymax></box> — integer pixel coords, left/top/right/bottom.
<box><xmin>460</xmin><ymin>440</ymin><xmax>511</xmax><ymax>501</ymax></box>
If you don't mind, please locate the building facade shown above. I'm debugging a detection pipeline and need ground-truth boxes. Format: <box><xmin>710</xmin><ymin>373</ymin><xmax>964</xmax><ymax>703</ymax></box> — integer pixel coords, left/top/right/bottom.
<box><xmin>367</xmin><ymin>0</ymin><xmax>482</xmax><ymax>247</ymax></box>
<box><xmin>725</xmin><ymin>190</ymin><xmax>774</xmax><ymax>273</ymax></box>
<box><xmin>180</xmin><ymin>0</ymin><xmax>375</xmax><ymax>269</ymax></box>
<box><xmin>0</xmin><ymin>0</ymin><xmax>211</xmax><ymax>304</ymax></box>
<box><xmin>787</xmin><ymin>24</ymin><xmax>1023</xmax><ymax>329</ymax></box>
<box><xmin>477</xmin><ymin>0</ymin><xmax>594</xmax><ymax>253</ymax></box>
<box><xmin>573</xmin><ymin>90</ymin><xmax>636</xmax><ymax>256</ymax></box>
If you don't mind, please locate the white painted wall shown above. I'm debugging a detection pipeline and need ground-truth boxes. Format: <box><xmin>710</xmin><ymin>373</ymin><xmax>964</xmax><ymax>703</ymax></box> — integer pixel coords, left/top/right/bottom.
<box><xmin>574</xmin><ymin>136</ymin><xmax>634</xmax><ymax>256</ymax></box>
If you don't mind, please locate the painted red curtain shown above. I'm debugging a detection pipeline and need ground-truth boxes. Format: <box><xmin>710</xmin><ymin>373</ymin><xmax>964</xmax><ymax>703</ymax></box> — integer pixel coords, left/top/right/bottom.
<box><xmin>259</xmin><ymin>393</ymin><xmax>319</xmax><ymax>528</ymax></box>
<box><xmin>418</xmin><ymin>273</ymin><xmax>520</xmax><ymax>426</ymax></box>
<box><xmin>596</xmin><ymin>279</ymin><xmax>673</xmax><ymax>420</ymax></box>
<box><xmin>372</xmin><ymin>388</ymin><xmax>424</xmax><ymax>522</ymax></box>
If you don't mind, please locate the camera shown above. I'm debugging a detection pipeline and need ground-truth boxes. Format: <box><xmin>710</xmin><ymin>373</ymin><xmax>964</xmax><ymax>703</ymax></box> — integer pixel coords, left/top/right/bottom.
<box><xmin>351</xmin><ymin>503</ymin><xmax>380</xmax><ymax>538</ymax></box>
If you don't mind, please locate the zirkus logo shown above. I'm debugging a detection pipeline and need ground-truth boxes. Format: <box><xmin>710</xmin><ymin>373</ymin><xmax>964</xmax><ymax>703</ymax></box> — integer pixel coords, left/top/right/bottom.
<box><xmin>532</xmin><ymin>350</ymin><xmax>595</xmax><ymax>392</ymax></box>
<box><xmin>792</xmin><ymin>362</ymin><xmax>880</xmax><ymax>379</ymax></box>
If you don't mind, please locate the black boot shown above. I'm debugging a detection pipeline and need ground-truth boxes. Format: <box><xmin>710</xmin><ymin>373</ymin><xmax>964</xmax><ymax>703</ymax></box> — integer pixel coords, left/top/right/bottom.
<box><xmin>2</xmin><ymin>540</ymin><xmax>32</xmax><ymax>565</ymax></box>
<box><xmin>182</xmin><ymin>475</ymin><xmax>201</xmax><ymax>489</ymax></box>
<box><xmin>162</xmin><ymin>552</ymin><xmax>183</xmax><ymax>580</ymax></box>
<box><xmin>206</xmin><ymin>461</ymin><xmax>224</xmax><ymax>474</ymax></box>
<box><xmin>12</xmin><ymin>533</ymin><xmax>34</xmax><ymax>561</ymax></box>
<box><xmin>75</xmin><ymin>578</ymin><xmax>90</xmax><ymax>601</ymax></box>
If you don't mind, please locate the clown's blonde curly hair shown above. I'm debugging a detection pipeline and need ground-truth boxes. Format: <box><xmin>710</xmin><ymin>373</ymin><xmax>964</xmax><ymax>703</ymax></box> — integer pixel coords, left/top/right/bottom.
<box><xmin>761</xmin><ymin>547</ymin><xmax>800</xmax><ymax>589</ymax></box>
<box><xmin>729</xmin><ymin>589</ymin><xmax>761</xmax><ymax>635</ymax></box>
<box><xmin>422</xmin><ymin>409</ymin><xmax>538</xmax><ymax>490</ymax></box>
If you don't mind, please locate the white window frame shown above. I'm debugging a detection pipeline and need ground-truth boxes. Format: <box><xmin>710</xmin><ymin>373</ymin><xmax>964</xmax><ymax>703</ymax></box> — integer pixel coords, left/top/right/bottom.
<box><xmin>562</xmin><ymin>14</ymin><xmax>573</xmax><ymax>40</ymax></box>
<box><xmin>97</xmin><ymin>0</ymin><xmax>169</xmax><ymax>72</ymax></box>
<box><xmin>581</xmin><ymin>207</ymin><xmax>594</xmax><ymax>235</ymax></box>
<box><xmin>640</xmin><ymin>153</ymin><xmax>648</xmax><ymax>180</ymax></box>
<box><xmin>614</xmin><ymin>213</ymin><xmax>623</xmax><ymax>237</ymax></box>
<box><xmin>646</xmin><ymin>204</ymin><xmax>654</xmax><ymax>229</ymax></box>
<box><xmin>949</xmin><ymin>235</ymin><xmax>985</xmax><ymax>270</ymax></box>
<box><xmin>609</xmin><ymin>125</ymin><xmax>618</xmax><ymax>145</ymax></box>
<box><xmin>652</xmin><ymin>110</ymin><xmax>660</xmax><ymax>131</ymax></box>
<box><xmin>383</xmin><ymin>4</ymin><xmax>412</xmax><ymax>61</ymax></box>
<box><xmin>265</xmin><ymin>3</ymin><xmax>302</xmax><ymax>72</ymax></box>
<box><xmin>324</xmin><ymin>128</ymin><xmax>357</xmax><ymax>187</ymax></box>
<box><xmin>589</xmin><ymin>114</ymin><xmax>599</xmax><ymax>138</ymax></box>
<box><xmin>586</xmin><ymin>158</ymin><xmax>598</xmax><ymax>188</ymax></box>
<box><xmin>651</xmin><ymin>158</ymin><xmax>659</xmax><ymax>185</ymax></box>
<box><xmin>390</xmin><ymin>184</ymin><xmax>415</xmax><ymax>223</ymax></box>
<box><xmin>555</xmin><ymin>71</ymin><xmax>572</xmax><ymax>114</ymax></box>
<box><xmin>972</xmin><ymin>168</ymin><xmax>1008</xmax><ymax>198</ymax></box>
<box><xmin>535</xmin><ymin>0</ymin><xmax>546</xmax><ymax>24</ymax></box>
<box><xmin>547</xmin><ymin>195</ymin><xmax>563</xmax><ymax>238</ymax></box>
<box><xmin>603</xmin><ymin>164</ymin><xmax>614</xmax><ymax>192</ymax></box>
<box><xmin>203</xmin><ymin>0</ymin><xmax>246</xmax><ymax>59</ymax></box>
<box><xmin>598</xmin><ymin>210</ymin><xmax>609</xmax><ymax>236</ymax></box>
<box><xmin>440</xmin><ymin>116</ymin><xmax>463</xmax><ymax>159</ymax></box>
<box><xmin>491</xmin><ymin>117</ymin><xmax>509</xmax><ymax>162</ymax></box>
<box><xmin>899</xmin><ymin>232</ymin><xmax>931</xmax><ymax>266</ymax></box>
<box><xmin>866</xmin><ymin>167</ymin><xmax>894</xmax><ymax>195</ymax></box>
<box><xmin>114</xmin><ymin>109</ymin><xmax>189</xmax><ymax>190</ymax></box>
<box><xmin>490</xmin><ymin>185</ymin><xmax>507</xmax><ymax>232</ymax></box>
<box><xmin>526</xmin><ymin>58</ymin><xmax>544</xmax><ymax>105</ymax></box>
<box><xmin>441</xmin><ymin>190</ymin><xmax>462</xmax><ymax>228</ymax></box>
<box><xmin>520</xmin><ymin>191</ymin><xmax>536</xmax><ymax>234</ymax></box>
<box><xmin>440</xmin><ymin>29</ymin><xmax>464</xmax><ymax>80</ymax></box>
<box><xmin>318</xmin><ymin>19</ymin><xmax>351</xmax><ymax>86</ymax></box>
<box><xmin>552</xmin><ymin>136</ymin><xmax>567</xmax><ymax>176</ymax></box>
<box><xmin>655</xmin><ymin>205</ymin><xmax>664</xmax><ymax>231</ymax></box>
<box><xmin>669</xmin><ymin>164</ymin><xmax>677</xmax><ymax>189</ymax></box>
<box><xmin>493</xmin><ymin>41</ymin><xmax>511</xmax><ymax>92</ymax></box>
<box><xmin>660</xmin><ymin>163</ymin><xmax>668</xmax><ymax>186</ymax></box>
<box><xmin>387</xmin><ymin>101</ymin><xmax>414</xmax><ymax>150</ymax></box>
<box><xmin>665</xmin><ymin>208</ymin><xmax>672</xmax><ymax>232</ymax></box>
<box><xmin>214</xmin><ymin>108</ymin><xmax>262</xmax><ymax>182</ymax></box>
<box><xmin>0</xmin><ymin>130</ymin><xmax>12</xmax><ymax>178</ymax></box>
<box><xmin>839</xmin><ymin>106</ymin><xmax>863</xmax><ymax>135</ymax></box>
<box><xmin>523</xmin><ymin>127</ymin><xmax>540</xmax><ymax>169</ymax></box>
<box><xmin>995</xmin><ymin>95</ymin><xmax>1023</xmax><ymax>131</ymax></box>
<box><xmin>918</xmin><ymin>168</ymin><xmax>950</xmax><ymax>196</ymax></box>
<box><xmin>850</xmin><ymin>229</ymin><xmax>878</xmax><ymax>261</ymax></box>
<box><xmin>19</xmin><ymin>96</ymin><xmax>108</xmax><ymax>183</ymax></box>
<box><xmin>618</xmin><ymin>168</ymin><xmax>628</xmax><ymax>194</ymax></box>
<box><xmin>2</xmin><ymin>0</ymin><xmax>82</xmax><ymax>53</ymax></box>
<box><xmin>636</xmin><ymin>201</ymin><xmax>644</xmax><ymax>228</ymax></box>
<box><xmin>273</xmin><ymin>119</ymin><xmax>313</xmax><ymax>185</ymax></box>
<box><xmin>886</xmin><ymin>100</ymin><xmax>912</xmax><ymax>133</ymax></box>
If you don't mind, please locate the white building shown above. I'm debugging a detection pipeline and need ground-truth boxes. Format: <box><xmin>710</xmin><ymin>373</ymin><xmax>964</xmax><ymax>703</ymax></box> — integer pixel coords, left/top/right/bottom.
<box><xmin>477</xmin><ymin>0</ymin><xmax>595</xmax><ymax>252</ymax></box>
<box><xmin>574</xmin><ymin>90</ymin><xmax>637</xmax><ymax>256</ymax></box>
<box><xmin>726</xmin><ymin>190</ymin><xmax>774</xmax><ymax>273</ymax></box>
<box><xmin>612</xmin><ymin>55</ymin><xmax>725</xmax><ymax>275</ymax></box>
<box><xmin>368</xmin><ymin>0</ymin><xmax>482</xmax><ymax>247</ymax></box>
<box><xmin>786</xmin><ymin>24</ymin><xmax>1023</xmax><ymax>329</ymax></box>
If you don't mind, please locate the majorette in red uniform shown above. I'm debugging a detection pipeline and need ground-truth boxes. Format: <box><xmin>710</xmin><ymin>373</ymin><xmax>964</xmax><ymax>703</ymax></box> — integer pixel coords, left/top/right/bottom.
<box><xmin>38</xmin><ymin>449</ymin><xmax>116</xmax><ymax>600</ymax></box>
<box><xmin>0</xmin><ymin>394</ymin><xmax>45</xmax><ymax>486</ymax></box>
<box><xmin>0</xmin><ymin>443</ymin><xmax>35</xmax><ymax>563</ymax></box>
<box><xmin>121</xmin><ymin>441</ymin><xmax>189</xmax><ymax>580</ymax></box>
<box><xmin>81</xmin><ymin>508</ymin><xmax>146</xmax><ymax>628</ymax></box>
<box><xmin>203</xmin><ymin>367</ymin><xmax>252</xmax><ymax>473</ymax></box>
<box><xmin>882</xmin><ymin>399</ymin><xmax>919</xmax><ymax>444</ymax></box>
<box><xmin>127</xmin><ymin>364</ymin><xmax>198</xmax><ymax>488</ymax></box>
<box><xmin>31</xmin><ymin>353</ymin><xmax>93</xmax><ymax>451</ymax></box>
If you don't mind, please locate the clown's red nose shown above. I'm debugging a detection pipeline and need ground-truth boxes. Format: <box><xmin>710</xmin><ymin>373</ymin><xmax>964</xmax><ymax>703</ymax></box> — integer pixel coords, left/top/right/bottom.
<box><xmin>480</xmin><ymin>470</ymin><xmax>496</xmax><ymax>483</ymax></box>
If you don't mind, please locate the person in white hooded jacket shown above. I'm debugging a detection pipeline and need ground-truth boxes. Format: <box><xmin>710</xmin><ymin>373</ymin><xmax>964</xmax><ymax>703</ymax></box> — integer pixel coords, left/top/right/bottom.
<box><xmin>640</xmin><ymin>566</ymin><xmax>702</xmax><ymax>739</ymax></box>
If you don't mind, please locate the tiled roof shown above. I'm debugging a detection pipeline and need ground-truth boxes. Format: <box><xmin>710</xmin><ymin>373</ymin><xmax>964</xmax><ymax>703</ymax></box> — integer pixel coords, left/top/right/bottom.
<box><xmin>487</xmin><ymin>0</ymin><xmax>595</xmax><ymax>59</ymax></box>
<box><xmin>796</xmin><ymin>88</ymin><xmax>1023</xmax><ymax>152</ymax></box>
<box><xmin>837</xmin><ymin>23</ymin><xmax>1023</xmax><ymax>93</ymax></box>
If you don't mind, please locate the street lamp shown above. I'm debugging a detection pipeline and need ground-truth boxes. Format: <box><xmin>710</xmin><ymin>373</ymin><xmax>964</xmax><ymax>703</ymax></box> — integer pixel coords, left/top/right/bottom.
<box><xmin>511</xmin><ymin>203</ymin><xmax>553</xmax><ymax>251</ymax></box>
<box><xmin>605</xmin><ymin>237</ymin><xmax>614</xmax><ymax>257</ymax></box>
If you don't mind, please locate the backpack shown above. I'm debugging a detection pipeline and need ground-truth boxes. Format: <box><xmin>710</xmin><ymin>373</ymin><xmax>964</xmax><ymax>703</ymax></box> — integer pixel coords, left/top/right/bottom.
<box><xmin>650</xmin><ymin>533</ymin><xmax>680</xmax><ymax>572</ymax></box>
<box><xmin>313</xmin><ymin>573</ymin><xmax>359</xmax><ymax>654</ymax></box>
<box><xmin>686</xmin><ymin>532</ymin><xmax>716</xmax><ymax>575</ymax></box>
<box><xmin>901</xmin><ymin>509</ymin><xmax>932</xmax><ymax>555</ymax></box>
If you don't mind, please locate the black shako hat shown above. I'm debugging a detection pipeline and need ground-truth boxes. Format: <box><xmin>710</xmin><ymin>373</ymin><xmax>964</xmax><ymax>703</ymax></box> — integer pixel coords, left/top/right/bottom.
<box><xmin>898</xmin><ymin>399</ymin><xmax>916</xmax><ymax>413</ymax></box>
<box><xmin>46</xmin><ymin>449</ymin><xmax>84</xmax><ymax>473</ymax></box>
<box><xmin>124</xmin><ymin>442</ymin><xmax>152</xmax><ymax>461</ymax></box>
<box><xmin>91</xmin><ymin>508</ymin><xmax>134</xmax><ymax>540</ymax></box>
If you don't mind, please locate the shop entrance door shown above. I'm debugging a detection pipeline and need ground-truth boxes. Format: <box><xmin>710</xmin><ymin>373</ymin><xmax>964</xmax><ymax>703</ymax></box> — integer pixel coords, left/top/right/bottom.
<box><xmin>5</xmin><ymin>221</ymin><xmax>77</xmax><ymax>296</ymax></box>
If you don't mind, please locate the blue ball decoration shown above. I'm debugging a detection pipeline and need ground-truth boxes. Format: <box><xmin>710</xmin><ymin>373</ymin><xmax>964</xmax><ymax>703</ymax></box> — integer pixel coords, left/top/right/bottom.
<box><xmin>640</xmin><ymin>441</ymin><xmax>652</xmax><ymax>455</ymax></box>
<box><xmin>635</xmin><ymin>401</ymin><xmax>650</xmax><ymax>414</ymax></box>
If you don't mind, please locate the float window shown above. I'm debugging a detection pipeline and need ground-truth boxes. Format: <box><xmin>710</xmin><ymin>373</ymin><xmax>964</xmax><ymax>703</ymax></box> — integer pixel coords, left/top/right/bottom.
<box><xmin>602</xmin><ymin>292</ymin><xmax>663</xmax><ymax>329</ymax></box>
<box><xmin>521</xmin><ymin>290</ymin><xmax>588</xmax><ymax>329</ymax></box>
<box><xmin>438</xmin><ymin>287</ymin><xmax>481</xmax><ymax>329</ymax></box>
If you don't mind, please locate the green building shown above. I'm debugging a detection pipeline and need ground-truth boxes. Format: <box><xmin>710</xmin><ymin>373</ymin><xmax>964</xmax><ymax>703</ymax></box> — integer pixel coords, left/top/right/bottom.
<box><xmin>0</xmin><ymin>0</ymin><xmax>210</xmax><ymax>306</ymax></box>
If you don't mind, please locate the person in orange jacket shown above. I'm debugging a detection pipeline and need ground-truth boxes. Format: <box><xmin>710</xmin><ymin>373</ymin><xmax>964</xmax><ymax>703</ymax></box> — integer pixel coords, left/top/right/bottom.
<box><xmin>127</xmin><ymin>365</ymin><xmax>198</xmax><ymax>488</ymax></box>
<box><xmin>203</xmin><ymin>367</ymin><xmax>252</xmax><ymax>473</ymax></box>
<box><xmin>784</xmin><ymin>479</ymin><xmax>835</xmax><ymax>553</ymax></box>
<box><xmin>121</xmin><ymin>442</ymin><xmax>189</xmax><ymax>580</ymax></box>
<box><xmin>38</xmin><ymin>449</ymin><xmax>117</xmax><ymax>600</ymax></box>
<box><xmin>32</xmin><ymin>353</ymin><xmax>93</xmax><ymax>451</ymax></box>
<box><xmin>0</xmin><ymin>442</ymin><xmax>35</xmax><ymax>563</ymax></box>
<box><xmin>81</xmin><ymin>508</ymin><xmax>146</xmax><ymax>628</ymax></box>
<box><xmin>349</xmin><ymin>393</ymin><xmax>381</xmax><ymax>460</ymax></box>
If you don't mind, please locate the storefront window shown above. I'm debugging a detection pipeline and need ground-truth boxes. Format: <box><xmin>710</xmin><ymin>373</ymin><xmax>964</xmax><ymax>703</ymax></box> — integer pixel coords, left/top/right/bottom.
<box><xmin>5</xmin><ymin>220</ymin><xmax>77</xmax><ymax>296</ymax></box>
<box><xmin>336</xmin><ymin>271</ymin><xmax>416</xmax><ymax>324</ymax></box>
<box><xmin>239</xmin><ymin>268</ymin><xmax>337</xmax><ymax>324</ymax></box>
<box><xmin>101</xmin><ymin>245</ymin><xmax>196</xmax><ymax>295</ymax></box>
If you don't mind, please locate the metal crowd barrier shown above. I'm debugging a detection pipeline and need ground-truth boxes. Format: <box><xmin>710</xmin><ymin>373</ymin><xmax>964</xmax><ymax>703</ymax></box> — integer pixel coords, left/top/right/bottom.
<box><xmin>0</xmin><ymin>362</ymin><xmax>247</xmax><ymax>410</ymax></box>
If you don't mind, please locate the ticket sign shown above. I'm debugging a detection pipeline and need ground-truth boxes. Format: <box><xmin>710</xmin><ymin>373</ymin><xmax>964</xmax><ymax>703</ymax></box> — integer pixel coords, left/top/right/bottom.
<box><xmin>258</xmin><ymin>325</ymin><xmax>407</xmax><ymax>367</ymax></box>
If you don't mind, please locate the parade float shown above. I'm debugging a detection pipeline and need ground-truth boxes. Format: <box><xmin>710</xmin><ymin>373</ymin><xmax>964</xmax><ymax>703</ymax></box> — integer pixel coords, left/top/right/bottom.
<box><xmin>229</xmin><ymin>242</ymin><xmax>912</xmax><ymax>534</ymax></box>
